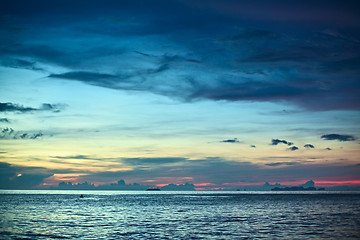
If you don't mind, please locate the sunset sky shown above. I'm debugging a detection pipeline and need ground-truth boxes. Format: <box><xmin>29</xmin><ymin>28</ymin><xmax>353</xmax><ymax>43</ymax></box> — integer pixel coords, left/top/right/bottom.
<box><xmin>1</xmin><ymin>0</ymin><xmax>360</xmax><ymax>190</ymax></box>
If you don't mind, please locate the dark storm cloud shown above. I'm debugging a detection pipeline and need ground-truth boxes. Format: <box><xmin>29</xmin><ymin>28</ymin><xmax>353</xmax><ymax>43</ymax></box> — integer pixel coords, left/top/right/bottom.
<box><xmin>271</xmin><ymin>139</ymin><xmax>293</xmax><ymax>146</ymax></box>
<box><xmin>1</xmin><ymin>0</ymin><xmax>360</xmax><ymax>110</ymax></box>
<box><xmin>288</xmin><ymin>146</ymin><xmax>299</xmax><ymax>151</ymax></box>
<box><xmin>250</xmin><ymin>145</ymin><xmax>256</xmax><ymax>148</ymax></box>
<box><xmin>321</xmin><ymin>134</ymin><xmax>356</xmax><ymax>141</ymax></box>
<box><xmin>304</xmin><ymin>144</ymin><xmax>315</xmax><ymax>149</ymax></box>
<box><xmin>0</xmin><ymin>162</ymin><xmax>53</xmax><ymax>189</ymax></box>
<box><xmin>220</xmin><ymin>138</ymin><xmax>240</xmax><ymax>143</ymax></box>
<box><xmin>191</xmin><ymin>81</ymin><xmax>312</xmax><ymax>103</ymax></box>
<box><xmin>320</xmin><ymin>56</ymin><xmax>360</xmax><ymax>74</ymax></box>
<box><xmin>0</xmin><ymin>102</ymin><xmax>64</xmax><ymax>113</ymax></box>
<box><xmin>325</xmin><ymin>147</ymin><xmax>332</xmax><ymax>151</ymax></box>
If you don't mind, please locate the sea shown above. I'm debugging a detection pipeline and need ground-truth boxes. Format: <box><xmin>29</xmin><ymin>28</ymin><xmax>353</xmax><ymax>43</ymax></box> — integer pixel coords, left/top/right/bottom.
<box><xmin>1</xmin><ymin>190</ymin><xmax>360</xmax><ymax>239</ymax></box>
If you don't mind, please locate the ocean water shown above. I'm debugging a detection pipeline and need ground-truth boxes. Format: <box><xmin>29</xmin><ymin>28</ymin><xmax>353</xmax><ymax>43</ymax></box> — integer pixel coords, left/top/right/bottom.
<box><xmin>1</xmin><ymin>191</ymin><xmax>360</xmax><ymax>239</ymax></box>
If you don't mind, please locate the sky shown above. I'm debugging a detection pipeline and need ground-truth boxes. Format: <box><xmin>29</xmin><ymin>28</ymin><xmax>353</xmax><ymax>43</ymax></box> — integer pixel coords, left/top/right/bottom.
<box><xmin>1</xmin><ymin>0</ymin><xmax>360</xmax><ymax>190</ymax></box>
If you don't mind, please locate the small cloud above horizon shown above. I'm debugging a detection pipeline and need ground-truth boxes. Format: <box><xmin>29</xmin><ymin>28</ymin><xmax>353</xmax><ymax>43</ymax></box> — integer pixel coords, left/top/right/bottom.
<box><xmin>271</xmin><ymin>139</ymin><xmax>293</xmax><ymax>146</ymax></box>
<box><xmin>220</xmin><ymin>138</ymin><xmax>240</xmax><ymax>143</ymax></box>
<box><xmin>304</xmin><ymin>144</ymin><xmax>315</xmax><ymax>149</ymax></box>
<box><xmin>321</xmin><ymin>134</ymin><xmax>356</xmax><ymax>141</ymax></box>
<box><xmin>288</xmin><ymin>146</ymin><xmax>299</xmax><ymax>151</ymax></box>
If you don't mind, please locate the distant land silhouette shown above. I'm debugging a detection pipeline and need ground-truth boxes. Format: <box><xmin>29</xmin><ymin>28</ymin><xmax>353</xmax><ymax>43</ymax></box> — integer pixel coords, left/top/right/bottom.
<box><xmin>2</xmin><ymin>179</ymin><xmax>357</xmax><ymax>191</ymax></box>
<box><xmin>51</xmin><ymin>179</ymin><xmax>196</xmax><ymax>191</ymax></box>
<box><xmin>237</xmin><ymin>180</ymin><xmax>325</xmax><ymax>191</ymax></box>
<box><xmin>271</xmin><ymin>180</ymin><xmax>325</xmax><ymax>191</ymax></box>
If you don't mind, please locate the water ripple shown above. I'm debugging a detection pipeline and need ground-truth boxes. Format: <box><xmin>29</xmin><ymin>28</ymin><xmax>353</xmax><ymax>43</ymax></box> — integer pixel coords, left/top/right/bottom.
<box><xmin>1</xmin><ymin>191</ymin><xmax>360</xmax><ymax>239</ymax></box>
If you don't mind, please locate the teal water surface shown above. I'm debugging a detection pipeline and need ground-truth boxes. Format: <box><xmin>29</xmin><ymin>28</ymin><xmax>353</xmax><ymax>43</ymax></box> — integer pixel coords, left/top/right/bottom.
<box><xmin>1</xmin><ymin>190</ymin><xmax>360</xmax><ymax>239</ymax></box>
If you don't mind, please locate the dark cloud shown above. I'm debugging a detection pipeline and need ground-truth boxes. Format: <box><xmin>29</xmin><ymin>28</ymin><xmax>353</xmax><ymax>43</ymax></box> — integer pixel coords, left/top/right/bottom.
<box><xmin>220</xmin><ymin>138</ymin><xmax>240</xmax><ymax>143</ymax></box>
<box><xmin>30</xmin><ymin>133</ymin><xmax>43</xmax><ymax>139</ymax></box>
<box><xmin>0</xmin><ymin>102</ymin><xmax>36</xmax><ymax>113</ymax></box>
<box><xmin>1</xmin><ymin>127</ymin><xmax>44</xmax><ymax>140</ymax></box>
<box><xmin>0</xmin><ymin>118</ymin><xmax>10</xmax><ymax>123</ymax></box>
<box><xmin>0</xmin><ymin>162</ymin><xmax>53</xmax><ymax>189</ymax></box>
<box><xmin>1</xmin><ymin>1</ymin><xmax>359</xmax><ymax>111</ymax></box>
<box><xmin>265</xmin><ymin>162</ymin><xmax>299</xmax><ymax>167</ymax></box>
<box><xmin>271</xmin><ymin>139</ymin><xmax>293</xmax><ymax>146</ymax></box>
<box><xmin>1</xmin><ymin>58</ymin><xmax>43</xmax><ymax>70</ymax></box>
<box><xmin>288</xmin><ymin>146</ymin><xmax>299</xmax><ymax>151</ymax></box>
<box><xmin>321</xmin><ymin>134</ymin><xmax>356</xmax><ymax>141</ymax></box>
<box><xmin>0</xmin><ymin>102</ymin><xmax>64</xmax><ymax>113</ymax></box>
<box><xmin>320</xmin><ymin>56</ymin><xmax>360</xmax><ymax>74</ymax></box>
<box><xmin>219</xmin><ymin>29</ymin><xmax>279</xmax><ymax>42</ymax></box>
<box><xmin>49</xmin><ymin>72</ymin><xmax>118</xmax><ymax>84</ymax></box>
<box><xmin>304</xmin><ymin>144</ymin><xmax>315</xmax><ymax>149</ymax></box>
<box><xmin>19</xmin><ymin>133</ymin><xmax>28</xmax><ymax>139</ymax></box>
<box><xmin>1</xmin><ymin>127</ymin><xmax>14</xmax><ymax>135</ymax></box>
<box><xmin>325</xmin><ymin>148</ymin><xmax>332</xmax><ymax>151</ymax></box>
<box><xmin>250</xmin><ymin>145</ymin><xmax>256</xmax><ymax>148</ymax></box>
<box><xmin>192</xmin><ymin>81</ymin><xmax>309</xmax><ymax>102</ymax></box>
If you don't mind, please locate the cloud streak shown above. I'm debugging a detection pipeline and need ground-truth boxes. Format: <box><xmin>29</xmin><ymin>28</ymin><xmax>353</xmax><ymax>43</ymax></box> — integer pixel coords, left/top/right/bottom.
<box><xmin>0</xmin><ymin>102</ymin><xmax>64</xmax><ymax>113</ymax></box>
<box><xmin>288</xmin><ymin>146</ymin><xmax>299</xmax><ymax>151</ymax></box>
<box><xmin>220</xmin><ymin>138</ymin><xmax>240</xmax><ymax>143</ymax></box>
<box><xmin>321</xmin><ymin>134</ymin><xmax>356</xmax><ymax>142</ymax></box>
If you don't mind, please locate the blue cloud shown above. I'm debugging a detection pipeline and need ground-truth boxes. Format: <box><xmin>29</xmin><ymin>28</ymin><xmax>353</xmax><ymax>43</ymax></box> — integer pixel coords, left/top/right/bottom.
<box><xmin>271</xmin><ymin>139</ymin><xmax>293</xmax><ymax>146</ymax></box>
<box><xmin>321</xmin><ymin>134</ymin><xmax>356</xmax><ymax>142</ymax></box>
<box><xmin>220</xmin><ymin>138</ymin><xmax>240</xmax><ymax>143</ymax></box>
<box><xmin>0</xmin><ymin>102</ymin><xmax>64</xmax><ymax>113</ymax></box>
<box><xmin>288</xmin><ymin>146</ymin><xmax>299</xmax><ymax>151</ymax></box>
<box><xmin>1</xmin><ymin>1</ymin><xmax>359</xmax><ymax>111</ymax></box>
<box><xmin>304</xmin><ymin>144</ymin><xmax>315</xmax><ymax>149</ymax></box>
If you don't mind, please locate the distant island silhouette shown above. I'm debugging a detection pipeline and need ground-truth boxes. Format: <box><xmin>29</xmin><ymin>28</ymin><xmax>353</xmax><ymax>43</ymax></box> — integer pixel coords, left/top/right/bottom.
<box><xmin>51</xmin><ymin>179</ymin><xmax>196</xmax><ymax>191</ymax></box>
<box><xmin>46</xmin><ymin>179</ymin><xmax>330</xmax><ymax>191</ymax></box>
<box><xmin>271</xmin><ymin>180</ymin><xmax>325</xmax><ymax>191</ymax></box>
